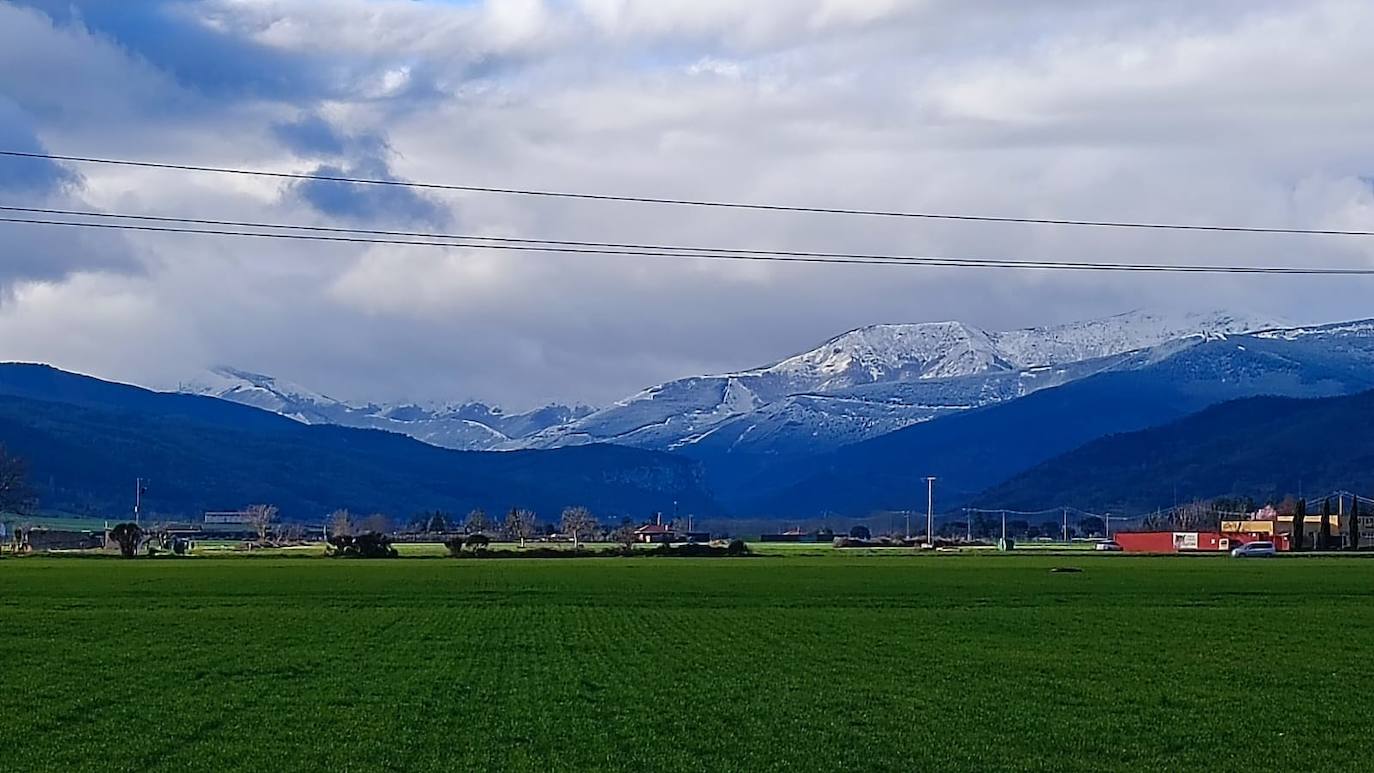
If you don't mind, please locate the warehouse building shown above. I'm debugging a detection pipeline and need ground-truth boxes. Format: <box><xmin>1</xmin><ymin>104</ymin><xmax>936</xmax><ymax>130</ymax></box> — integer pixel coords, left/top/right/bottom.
<box><xmin>1114</xmin><ymin>531</ymin><xmax>1289</xmax><ymax>553</ymax></box>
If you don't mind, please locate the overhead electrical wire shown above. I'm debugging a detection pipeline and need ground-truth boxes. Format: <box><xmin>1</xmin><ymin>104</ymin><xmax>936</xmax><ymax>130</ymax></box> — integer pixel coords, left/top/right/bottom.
<box><xmin>3</xmin><ymin>149</ymin><xmax>1372</xmax><ymax>236</ymax></box>
<box><xmin>4</xmin><ymin>205</ymin><xmax>1374</xmax><ymax>274</ymax></box>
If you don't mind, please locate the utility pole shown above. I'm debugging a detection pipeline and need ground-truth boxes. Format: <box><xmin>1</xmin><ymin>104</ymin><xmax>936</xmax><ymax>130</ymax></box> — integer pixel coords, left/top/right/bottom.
<box><xmin>1063</xmin><ymin>508</ymin><xmax>1068</xmax><ymax>543</ymax></box>
<box><xmin>1105</xmin><ymin>512</ymin><xmax>1112</xmax><ymax>539</ymax></box>
<box><xmin>965</xmin><ymin>508</ymin><xmax>971</xmax><ymax>542</ymax></box>
<box><xmin>1001</xmin><ymin>510</ymin><xmax>1007</xmax><ymax>543</ymax></box>
<box><xmin>925</xmin><ymin>476</ymin><xmax>936</xmax><ymax>545</ymax></box>
<box><xmin>133</xmin><ymin>478</ymin><xmax>147</xmax><ymax>525</ymax></box>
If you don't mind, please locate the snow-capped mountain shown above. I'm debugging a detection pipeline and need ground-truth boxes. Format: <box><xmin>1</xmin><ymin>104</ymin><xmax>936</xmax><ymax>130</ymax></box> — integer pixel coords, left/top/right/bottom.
<box><xmin>747</xmin><ymin>320</ymin><xmax>1374</xmax><ymax>517</ymax></box>
<box><xmin>510</xmin><ymin>310</ymin><xmax>1282</xmax><ymax>453</ymax></box>
<box><xmin>177</xmin><ymin>366</ymin><xmax>592</xmax><ymax>450</ymax></box>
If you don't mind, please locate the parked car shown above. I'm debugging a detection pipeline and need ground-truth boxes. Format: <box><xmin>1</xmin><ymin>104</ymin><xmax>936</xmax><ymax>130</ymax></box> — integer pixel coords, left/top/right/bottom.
<box><xmin>1094</xmin><ymin>541</ymin><xmax>1123</xmax><ymax>552</ymax></box>
<box><xmin>1231</xmin><ymin>541</ymin><xmax>1277</xmax><ymax>558</ymax></box>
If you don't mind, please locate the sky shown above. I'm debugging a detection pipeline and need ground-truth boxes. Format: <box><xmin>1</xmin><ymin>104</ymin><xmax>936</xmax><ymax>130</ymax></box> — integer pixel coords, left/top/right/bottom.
<box><xmin>1</xmin><ymin>0</ymin><xmax>1373</xmax><ymax>409</ymax></box>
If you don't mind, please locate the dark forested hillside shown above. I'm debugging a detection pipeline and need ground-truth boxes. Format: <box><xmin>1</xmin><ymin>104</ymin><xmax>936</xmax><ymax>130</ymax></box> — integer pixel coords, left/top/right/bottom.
<box><xmin>736</xmin><ymin>334</ymin><xmax>1374</xmax><ymax>517</ymax></box>
<box><xmin>0</xmin><ymin>365</ymin><xmax>716</xmax><ymax>521</ymax></box>
<box><xmin>974</xmin><ymin>389</ymin><xmax>1374</xmax><ymax>513</ymax></box>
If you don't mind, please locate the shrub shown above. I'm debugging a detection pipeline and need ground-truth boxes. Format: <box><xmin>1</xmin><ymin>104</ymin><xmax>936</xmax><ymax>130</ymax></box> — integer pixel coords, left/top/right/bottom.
<box><xmin>444</xmin><ymin>535</ymin><xmax>465</xmax><ymax>557</ymax></box>
<box><xmin>646</xmin><ymin>542</ymin><xmax>752</xmax><ymax>558</ymax></box>
<box><xmin>108</xmin><ymin>523</ymin><xmax>143</xmax><ymax>559</ymax></box>
<box><xmin>325</xmin><ymin>532</ymin><xmax>398</xmax><ymax>559</ymax></box>
<box><xmin>443</xmin><ymin>533</ymin><xmax>489</xmax><ymax>557</ymax></box>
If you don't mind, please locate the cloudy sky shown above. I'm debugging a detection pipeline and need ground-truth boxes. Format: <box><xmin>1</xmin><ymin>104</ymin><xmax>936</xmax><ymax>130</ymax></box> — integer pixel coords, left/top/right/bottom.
<box><xmin>1</xmin><ymin>0</ymin><xmax>1373</xmax><ymax>408</ymax></box>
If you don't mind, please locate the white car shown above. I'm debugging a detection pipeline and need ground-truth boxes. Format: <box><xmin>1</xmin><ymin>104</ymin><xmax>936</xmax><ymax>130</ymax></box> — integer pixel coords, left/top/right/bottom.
<box><xmin>1094</xmin><ymin>541</ymin><xmax>1123</xmax><ymax>552</ymax></box>
<box><xmin>1231</xmin><ymin>541</ymin><xmax>1277</xmax><ymax>557</ymax></box>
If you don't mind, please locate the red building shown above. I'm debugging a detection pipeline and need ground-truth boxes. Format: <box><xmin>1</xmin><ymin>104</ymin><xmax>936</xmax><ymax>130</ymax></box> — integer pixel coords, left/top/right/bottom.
<box><xmin>1113</xmin><ymin>531</ymin><xmax>1289</xmax><ymax>553</ymax></box>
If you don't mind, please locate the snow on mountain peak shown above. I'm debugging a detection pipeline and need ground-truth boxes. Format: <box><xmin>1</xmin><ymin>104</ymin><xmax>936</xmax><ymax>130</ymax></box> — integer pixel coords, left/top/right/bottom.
<box><xmin>177</xmin><ymin>365</ymin><xmax>591</xmax><ymax>449</ymax></box>
<box><xmin>741</xmin><ymin>310</ymin><xmax>1277</xmax><ymax>391</ymax></box>
<box><xmin>989</xmin><ymin>309</ymin><xmax>1284</xmax><ymax>369</ymax></box>
<box><xmin>177</xmin><ymin>366</ymin><xmax>352</xmax><ymax>419</ymax></box>
<box><xmin>511</xmin><ymin>308</ymin><xmax>1292</xmax><ymax>453</ymax></box>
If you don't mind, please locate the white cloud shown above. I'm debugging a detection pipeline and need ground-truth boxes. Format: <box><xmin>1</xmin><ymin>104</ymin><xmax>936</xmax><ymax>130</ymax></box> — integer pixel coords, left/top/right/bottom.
<box><xmin>2</xmin><ymin>0</ymin><xmax>1374</xmax><ymax>409</ymax></box>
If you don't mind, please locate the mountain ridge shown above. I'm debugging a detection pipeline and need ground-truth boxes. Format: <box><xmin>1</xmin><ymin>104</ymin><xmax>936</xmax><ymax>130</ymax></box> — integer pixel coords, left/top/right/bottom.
<box><xmin>742</xmin><ymin>321</ymin><xmax>1374</xmax><ymax>517</ymax></box>
<box><xmin>510</xmin><ymin>309</ymin><xmax>1283</xmax><ymax>454</ymax></box>
<box><xmin>177</xmin><ymin>365</ymin><xmax>594</xmax><ymax>451</ymax></box>
<box><xmin>0</xmin><ymin>363</ymin><xmax>715</xmax><ymax>520</ymax></box>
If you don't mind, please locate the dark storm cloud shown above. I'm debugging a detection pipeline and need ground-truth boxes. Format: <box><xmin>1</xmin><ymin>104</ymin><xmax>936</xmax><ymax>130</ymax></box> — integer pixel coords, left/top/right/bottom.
<box><xmin>0</xmin><ymin>100</ymin><xmax>76</xmax><ymax>194</ymax></box>
<box><xmin>272</xmin><ymin>114</ymin><xmax>350</xmax><ymax>156</ymax></box>
<box><xmin>274</xmin><ymin>113</ymin><xmax>452</xmax><ymax>226</ymax></box>
<box><xmin>11</xmin><ymin>0</ymin><xmax>338</xmax><ymax>100</ymax></box>
<box><xmin>290</xmin><ymin>154</ymin><xmax>452</xmax><ymax>226</ymax></box>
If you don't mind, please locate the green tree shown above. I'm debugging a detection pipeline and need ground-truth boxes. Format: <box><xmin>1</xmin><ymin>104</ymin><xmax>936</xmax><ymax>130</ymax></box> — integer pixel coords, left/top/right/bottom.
<box><xmin>108</xmin><ymin>522</ymin><xmax>144</xmax><ymax>559</ymax></box>
<box><xmin>0</xmin><ymin>445</ymin><xmax>32</xmax><ymax>515</ymax></box>
<box><xmin>1291</xmin><ymin>500</ymin><xmax>1306</xmax><ymax>552</ymax></box>
<box><xmin>1349</xmin><ymin>497</ymin><xmax>1361</xmax><ymax>551</ymax></box>
<box><xmin>1320</xmin><ymin>498</ymin><xmax>1333</xmax><ymax>551</ymax></box>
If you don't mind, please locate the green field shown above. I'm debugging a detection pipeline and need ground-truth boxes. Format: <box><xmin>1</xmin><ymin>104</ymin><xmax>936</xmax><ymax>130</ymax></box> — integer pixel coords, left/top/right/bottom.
<box><xmin>2</xmin><ymin>554</ymin><xmax>1370</xmax><ymax>771</ymax></box>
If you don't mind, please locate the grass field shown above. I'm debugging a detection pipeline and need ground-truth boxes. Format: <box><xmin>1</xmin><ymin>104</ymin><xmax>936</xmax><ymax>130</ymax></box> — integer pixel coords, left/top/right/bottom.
<box><xmin>2</xmin><ymin>554</ymin><xmax>1371</xmax><ymax>771</ymax></box>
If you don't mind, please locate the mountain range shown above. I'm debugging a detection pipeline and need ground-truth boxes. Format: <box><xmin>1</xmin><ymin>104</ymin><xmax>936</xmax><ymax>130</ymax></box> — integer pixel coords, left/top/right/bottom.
<box><xmin>178</xmin><ymin>366</ymin><xmax>593</xmax><ymax>451</ymax></box>
<box><xmin>22</xmin><ymin>309</ymin><xmax>1374</xmax><ymax>520</ymax></box>
<box><xmin>508</xmin><ymin>310</ymin><xmax>1279</xmax><ymax>456</ymax></box>
<box><xmin>183</xmin><ymin>312</ymin><xmax>1280</xmax><ymax>464</ymax></box>
<box><xmin>745</xmin><ymin>324</ymin><xmax>1374</xmax><ymax>516</ymax></box>
<box><xmin>0</xmin><ymin>364</ymin><xmax>715</xmax><ymax>521</ymax></box>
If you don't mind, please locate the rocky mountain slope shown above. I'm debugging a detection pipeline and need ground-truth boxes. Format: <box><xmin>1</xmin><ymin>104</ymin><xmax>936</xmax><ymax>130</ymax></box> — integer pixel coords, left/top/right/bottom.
<box><xmin>178</xmin><ymin>366</ymin><xmax>592</xmax><ymax>451</ymax></box>
<box><xmin>510</xmin><ymin>310</ymin><xmax>1279</xmax><ymax>455</ymax></box>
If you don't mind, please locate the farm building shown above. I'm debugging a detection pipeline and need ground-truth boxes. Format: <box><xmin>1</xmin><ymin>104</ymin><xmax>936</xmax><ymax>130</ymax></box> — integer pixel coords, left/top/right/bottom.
<box><xmin>14</xmin><ymin>528</ymin><xmax>106</xmax><ymax>552</ymax></box>
<box><xmin>634</xmin><ymin>523</ymin><xmax>675</xmax><ymax>543</ymax></box>
<box><xmin>1114</xmin><ymin>531</ymin><xmax>1289</xmax><ymax>553</ymax></box>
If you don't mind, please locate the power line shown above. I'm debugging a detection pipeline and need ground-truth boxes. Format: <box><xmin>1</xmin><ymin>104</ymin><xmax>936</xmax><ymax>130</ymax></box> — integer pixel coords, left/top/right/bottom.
<box><xmin>7</xmin><ymin>209</ymin><xmax>1374</xmax><ymax>274</ymax></box>
<box><xmin>1</xmin><ymin>203</ymin><xmax>1359</xmax><ymax>271</ymax></box>
<box><xmin>4</xmin><ymin>149</ymin><xmax>1373</xmax><ymax>236</ymax></box>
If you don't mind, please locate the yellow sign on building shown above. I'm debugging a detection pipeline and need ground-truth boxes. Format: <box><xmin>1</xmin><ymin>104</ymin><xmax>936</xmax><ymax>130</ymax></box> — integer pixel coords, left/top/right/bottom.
<box><xmin>1221</xmin><ymin>520</ymin><xmax>1274</xmax><ymax>535</ymax></box>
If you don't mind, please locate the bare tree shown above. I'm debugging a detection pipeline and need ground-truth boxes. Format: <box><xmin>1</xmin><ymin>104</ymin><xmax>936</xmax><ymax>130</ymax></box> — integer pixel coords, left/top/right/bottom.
<box><xmin>464</xmin><ymin>508</ymin><xmax>489</xmax><ymax>535</ymax></box>
<box><xmin>245</xmin><ymin>504</ymin><xmax>279</xmax><ymax>542</ymax></box>
<box><xmin>1172</xmin><ymin>500</ymin><xmax>1221</xmax><ymax>532</ymax></box>
<box><xmin>277</xmin><ymin>521</ymin><xmax>306</xmax><ymax>543</ymax></box>
<box><xmin>560</xmin><ymin>506</ymin><xmax>598</xmax><ymax>548</ymax></box>
<box><xmin>612</xmin><ymin>520</ymin><xmax>639</xmax><ymax>552</ymax></box>
<box><xmin>426</xmin><ymin>511</ymin><xmax>450</xmax><ymax>534</ymax></box>
<box><xmin>328</xmin><ymin>509</ymin><xmax>353</xmax><ymax>538</ymax></box>
<box><xmin>0</xmin><ymin>445</ymin><xmax>32</xmax><ymax>515</ymax></box>
<box><xmin>504</xmin><ymin>508</ymin><xmax>538</xmax><ymax>548</ymax></box>
<box><xmin>359</xmin><ymin>512</ymin><xmax>391</xmax><ymax>535</ymax></box>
